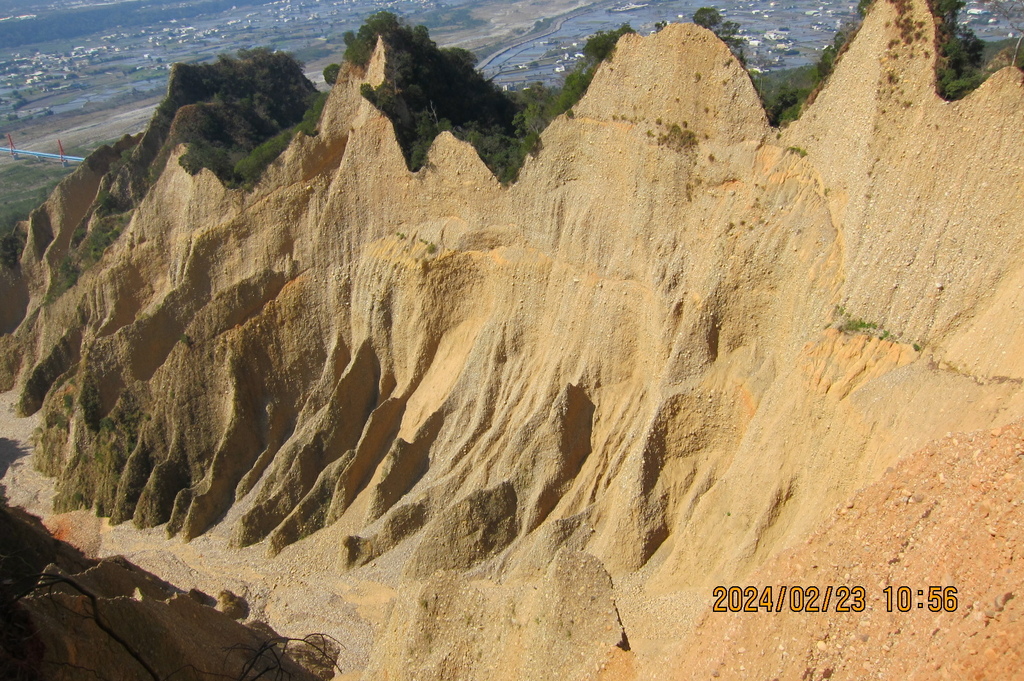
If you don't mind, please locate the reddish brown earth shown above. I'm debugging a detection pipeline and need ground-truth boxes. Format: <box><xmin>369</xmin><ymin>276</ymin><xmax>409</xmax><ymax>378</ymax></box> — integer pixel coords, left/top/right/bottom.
<box><xmin>670</xmin><ymin>422</ymin><xmax>1024</xmax><ymax>681</ymax></box>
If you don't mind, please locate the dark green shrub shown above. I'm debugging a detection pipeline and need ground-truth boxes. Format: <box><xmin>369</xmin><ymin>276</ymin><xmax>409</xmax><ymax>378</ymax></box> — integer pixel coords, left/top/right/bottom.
<box><xmin>0</xmin><ymin>226</ymin><xmax>25</xmax><ymax>269</ymax></box>
<box><xmin>936</xmin><ymin>25</ymin><xmax>985</xmax><ymax>99</ymax></box>
<box><xmin>921</xmin><ymin>0</ymin><xmax>985</xmax><ymax>100</ymax></box>
<box><xmin>233</xmin><ymin>130</ymin><xmax>293</xmax><ymax>188</ymax></box>
<box><xmin>94</xmin><ymin>189</ymin><xmax>124</xmax><ymax>216</ymax></box>
<box><xmin>323</xmin><ymin>63</ymin><xmax>341</xmax><ymax>85</ymax></box>
<box><xmin>583</xmin><ymin>24</ymin><xmax>637</xmax><ymax>62</ymax></box>
<box><xmin>79</xmin><ymin>372</ymin><xmax>102</xmax><ymax>432</ymax></box>
<box><xmin>296</xmin><ymin>92</ymin><xmax>329</xmax><ymax>137</ymax></box>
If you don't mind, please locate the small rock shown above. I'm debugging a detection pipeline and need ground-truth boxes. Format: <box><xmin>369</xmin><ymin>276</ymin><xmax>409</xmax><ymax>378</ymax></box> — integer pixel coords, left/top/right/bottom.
<box><xmin>817</xmin><ymin>640</ymin><xmax>827</xmax><ymax>651</ymax></box>
<box><xmin>187</xmin><ymin>588</ymin><xmax>215</xmax><ymax>606</ymax></box>
<box><xmin>217</xmin><ymin>589</ymin><xmax>249</xmax><ymax>620</ymax></box>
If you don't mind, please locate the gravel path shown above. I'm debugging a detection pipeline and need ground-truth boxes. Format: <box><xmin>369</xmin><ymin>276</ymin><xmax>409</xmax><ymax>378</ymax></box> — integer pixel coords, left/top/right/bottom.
<box><xmin>0</xmin><ymin>390</ymin><xmax>48</xmax><ymax>514</ymax></box>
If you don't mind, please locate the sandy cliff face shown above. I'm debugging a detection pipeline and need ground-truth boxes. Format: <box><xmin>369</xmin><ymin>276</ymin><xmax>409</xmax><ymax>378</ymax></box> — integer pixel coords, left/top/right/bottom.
<box><xmin>2</xmin><ymin>0</ymin><xmax>1023</xmax><ymax>677</ymax></box>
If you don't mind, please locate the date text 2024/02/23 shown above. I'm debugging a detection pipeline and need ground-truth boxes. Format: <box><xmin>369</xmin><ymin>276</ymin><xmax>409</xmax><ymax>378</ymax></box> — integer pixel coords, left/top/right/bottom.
<box><xmin>712</xmin><ymin>586</ymin><xmax>959</xmax><ymax>613</ymax></box>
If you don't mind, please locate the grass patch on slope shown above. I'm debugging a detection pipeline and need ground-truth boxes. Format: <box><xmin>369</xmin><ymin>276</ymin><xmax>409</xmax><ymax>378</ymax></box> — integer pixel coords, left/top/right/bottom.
<box><xmin>0</xmin><ymin>161</ymin><xmax>74</xmax><ymax>269</ymax></box>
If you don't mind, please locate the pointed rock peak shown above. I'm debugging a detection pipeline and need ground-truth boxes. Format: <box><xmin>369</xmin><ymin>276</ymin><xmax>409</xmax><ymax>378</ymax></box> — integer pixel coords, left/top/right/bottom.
<box><xmin>423</xmin><ymin>132</ymin><xmax>499</xmax><ymax>186</ymax></box>
<box><xmin>959</xmin><ymin>66</ymin><xmax>1024</xmax><ymax>109</ymax></box>
<box><xmin>577</xmin><ymin>23</ymin><xmax>768</xmax><ymax>144</ymax></box>
<box><xmin>808</xmin><ymin>0</ymin><xmax>937</xmax><ymax>113</ymax></box>
<box><xmin>367</xmin><ymin>36</ymin><xmax>388</xmax><ymax>89</ymax></box>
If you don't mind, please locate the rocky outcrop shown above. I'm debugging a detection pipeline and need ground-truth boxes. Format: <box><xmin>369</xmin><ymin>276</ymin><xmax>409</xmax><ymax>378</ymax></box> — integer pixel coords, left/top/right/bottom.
<box><xmin>0</xmin><ymin>503</ymin><xmax>319</xmax><ymax>680</ymax></box>
<box><xmin>364</xmin><ymin>548</ymin><xmax>629</xmax><ymax>681</ymax></box>
<box><xmin>2</xmin><ymin>0</ymin><xmax>1024</xmax><ymax>677</ymax></box>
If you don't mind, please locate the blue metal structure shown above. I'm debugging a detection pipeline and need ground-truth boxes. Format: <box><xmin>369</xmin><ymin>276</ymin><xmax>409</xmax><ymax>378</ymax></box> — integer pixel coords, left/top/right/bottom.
<box><xmin>6</xmin><ymin>134</ymin><xmax>84</xmax><ymax>165</ymax></box>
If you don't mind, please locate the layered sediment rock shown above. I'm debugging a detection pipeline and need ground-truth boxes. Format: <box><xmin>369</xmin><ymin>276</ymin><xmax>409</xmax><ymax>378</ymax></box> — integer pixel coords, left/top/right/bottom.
<box><xmin>2</xmin><ymin>0</ymin><xmax>1023</xmax><ymax>676</ymax></box>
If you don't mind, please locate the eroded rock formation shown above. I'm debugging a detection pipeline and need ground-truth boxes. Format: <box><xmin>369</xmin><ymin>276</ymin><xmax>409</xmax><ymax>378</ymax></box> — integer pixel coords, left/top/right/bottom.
<box><xmin>2</xmin><ymin>0</ymin><xmax>1023</xmax><ymax>677</ymax></box>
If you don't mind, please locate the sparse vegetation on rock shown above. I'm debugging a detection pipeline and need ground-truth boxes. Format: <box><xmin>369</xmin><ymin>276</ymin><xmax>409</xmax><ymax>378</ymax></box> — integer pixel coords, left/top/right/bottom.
<box><xmin>931</xmin><ymin>0</ymin><xmax>987</xmax><ymax>99</ymax></box>
<box><xmin>349</xmin><ymin>11</ymin><xmax>633</xmax><ymax>183</ymax></box>
<box><xmin>658</xmin><ymin>123</ymin><xmax>698</xmax><ymax>151</ymax></box>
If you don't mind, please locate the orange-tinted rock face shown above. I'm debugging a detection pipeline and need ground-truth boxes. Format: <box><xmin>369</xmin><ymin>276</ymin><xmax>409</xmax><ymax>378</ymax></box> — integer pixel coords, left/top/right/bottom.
<box><xmin>670</xmin><ymin>422</ymin><xmax>1024</xmax><ymax>681</ymax></box>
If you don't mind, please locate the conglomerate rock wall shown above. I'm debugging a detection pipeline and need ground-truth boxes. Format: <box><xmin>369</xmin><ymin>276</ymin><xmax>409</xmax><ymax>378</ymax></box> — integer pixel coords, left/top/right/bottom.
<box><xmin>1</xmin><ymin>0</ymin><xmax>1023</xmax><ymax>676</ymax></box>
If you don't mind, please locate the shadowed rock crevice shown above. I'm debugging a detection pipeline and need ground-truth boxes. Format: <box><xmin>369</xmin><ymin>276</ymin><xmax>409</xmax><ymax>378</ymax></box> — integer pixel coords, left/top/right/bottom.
<box><xmin>232</xmin><ymin>339</ymin><xmax>382</xmax><ymax>548</ymax></box>
<box><xmin>19</xmin><ymin>326</ymin><xmax>83</xmax><ymax>416</ymax></box>
<box><xmin>405</xmin><ymin>481</ymin><xmax>519</xmax><ymax>578</ymax></box>
<box><xmin>363</xmin><ymin>410</ymin><xmax>441</xmax><ymax>524</ymax></box>
<box><xmin>520</xmin><ymin>383</ymin><xmax>595</xmax><ymax>533</ymax></box>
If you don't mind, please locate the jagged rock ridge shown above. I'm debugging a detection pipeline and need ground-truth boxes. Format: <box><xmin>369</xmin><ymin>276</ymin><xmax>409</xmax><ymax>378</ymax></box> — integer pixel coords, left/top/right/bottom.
<box><xmin>1</xmin><ymin>0</ymin><xmax>1023</xmax><ymax>677</ymax></box>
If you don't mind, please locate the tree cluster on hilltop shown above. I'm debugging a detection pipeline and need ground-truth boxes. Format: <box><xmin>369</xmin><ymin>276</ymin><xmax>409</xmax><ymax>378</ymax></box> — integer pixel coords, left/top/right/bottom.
<box><xmin>692</xmin><ymin>8</ymin><xmax>745</xmax><ymax>59</ymax></box>
<box><xmin>159</xmin><ymin>48</ymin><xmax>326</xmax><ymax>188</ymax></box>
<box><xmin>331</xmin><ymin>11</ymin><xmax>633</xmax><ymax>183</ymax></box>
<box><xmin>29</xmin><ymin>49</ymin><xmax>328</xmax><ymax>299</ymax></box>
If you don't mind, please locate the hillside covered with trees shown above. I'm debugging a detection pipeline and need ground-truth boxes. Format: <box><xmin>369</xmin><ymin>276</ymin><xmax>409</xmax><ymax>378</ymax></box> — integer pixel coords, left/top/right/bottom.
<box><xmin>333</xmin><ymin>11</ymin><xmax>634</xmax><ymax>184</ymax></box>
<box><xmin>161</xmin><ymin>48</ymin><xmax>325</xmax><ymax>188</ymax></box>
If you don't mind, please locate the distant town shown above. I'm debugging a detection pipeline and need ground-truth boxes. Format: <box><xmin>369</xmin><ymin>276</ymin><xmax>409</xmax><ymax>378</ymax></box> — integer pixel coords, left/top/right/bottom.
<box><xmin>0</xmin><ymin>0</ymin><xmax>1016</xmax><ymax>124</ymax></box>
<box><xmin>482</xmin><ymin>0</ymin><xmax>1014</xmax><ymax>89</ymax></box>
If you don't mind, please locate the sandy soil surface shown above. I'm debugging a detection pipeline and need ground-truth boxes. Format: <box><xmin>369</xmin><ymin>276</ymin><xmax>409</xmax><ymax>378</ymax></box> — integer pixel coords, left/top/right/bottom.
<box><xmin>0</xmin><ymin>390</ymin><xmax>46</xmax><ymax>513</ymax></box>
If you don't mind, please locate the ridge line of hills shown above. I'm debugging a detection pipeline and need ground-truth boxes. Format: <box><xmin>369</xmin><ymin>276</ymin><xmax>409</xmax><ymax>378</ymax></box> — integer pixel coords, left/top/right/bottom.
<box><xmin>1</xmin><ymin>0</ymin><xmax>1023</xmax><ymax>677</ymax></box>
